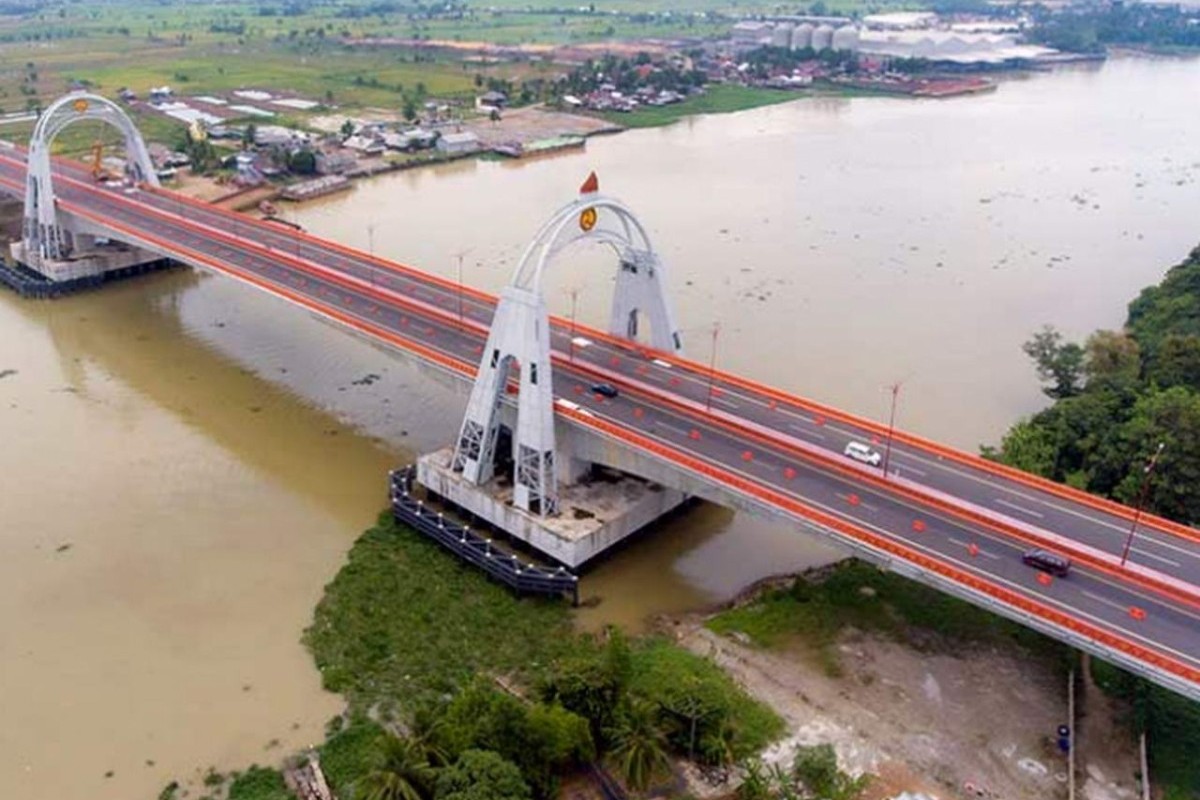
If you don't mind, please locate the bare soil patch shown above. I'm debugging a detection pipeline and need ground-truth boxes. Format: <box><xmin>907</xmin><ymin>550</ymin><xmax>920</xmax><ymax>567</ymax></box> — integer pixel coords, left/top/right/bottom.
<box><xmin>664</xmin><ymin>616</ymin><xmax>1140</xmax><ymax>800</ymax></box>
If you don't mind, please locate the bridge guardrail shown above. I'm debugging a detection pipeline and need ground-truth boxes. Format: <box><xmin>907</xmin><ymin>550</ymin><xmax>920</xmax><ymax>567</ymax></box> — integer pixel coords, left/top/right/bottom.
<box><xmin>554</xmin><ymin>404</ymin><xmax>1200</xmax><ymax>691</ymax></box>
<box><xmin>34</xmin><ymin>170</ymin><xmax>1200</xmax><ymax>610</ymax></box>
<box><xmin>14</xmin><ymin>148</ymin><xmax>1200</xmax><ymax>547</ymax></box>
<box><xmin>558</xmin><ymin>352</ymin><xmax>1200</xmax><ymax>611</ymax></box>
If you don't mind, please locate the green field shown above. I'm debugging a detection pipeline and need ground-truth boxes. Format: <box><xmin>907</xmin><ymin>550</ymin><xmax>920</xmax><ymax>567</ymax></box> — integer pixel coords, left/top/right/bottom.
<box><xmin>598</xmin><ymin>83</ymin><xmax>801</xmax><ymax>128</ymax></box>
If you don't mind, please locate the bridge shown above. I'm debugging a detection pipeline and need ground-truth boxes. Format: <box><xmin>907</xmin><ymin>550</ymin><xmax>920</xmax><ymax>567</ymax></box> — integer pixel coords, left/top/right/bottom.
<box><xmin>3</xmin><ymin>93</ymin><xmax>1198</xmax><ymax>701</ymax></box>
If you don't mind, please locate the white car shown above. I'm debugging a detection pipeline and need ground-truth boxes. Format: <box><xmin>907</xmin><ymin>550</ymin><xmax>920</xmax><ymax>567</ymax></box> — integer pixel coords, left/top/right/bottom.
<box><xmin>843</xmin><ymin>441</ymin><xmax>882</xmax><ymax>466</ymax></box>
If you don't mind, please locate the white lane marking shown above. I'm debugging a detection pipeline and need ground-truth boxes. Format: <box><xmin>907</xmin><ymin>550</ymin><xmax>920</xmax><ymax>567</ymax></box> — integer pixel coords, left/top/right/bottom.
<box><xmin>1131</xmin><ymin>546</ymin><xmax>1182</xmax><ymax>568</ymax></box>
<box><xmin>604</xmin><ymin>410</ymin><xmax>1200</xmax><ymax>665</ymax></box>
<box><xmin>652</xmin><ymin>358</ymin><xmax>673</xmax><ymax>369</ymax></box>
<box><xmin>617</xmin><ymin>399</ymin><xmax>1200</xmax><ymax>624</ymax></box>
<box><xmin>1082</xmin><ymin>589</ymin><xmax>1130</xmax><ymax>613</ymax></box>
<box><xmin>695</xmin><ymin>382</ymin><xmax>1200</xmax><ymax>560</ymax></box>
<box><xmin>787</xmin><ymin>423</ymin><xmax>827</xmax><ymax>441</ymax></box>
<box><xmin>994</xmin><ymin>498</ymin><xmax>1045</xmax><ymax>519</ymax></box>
<box><xmin>712</xmin><ymin>395</ymin><xmax>740</xmax><ymax>411</ymax></box>
<box><xmin>889</xmin><ymin>462</ymin><xmax>926</xmax><ymax>478</ymax></box>
<box><xmin>656</xmin><ymin>421</ymin><xmax>691</xmax><ymax>437</ymax></box>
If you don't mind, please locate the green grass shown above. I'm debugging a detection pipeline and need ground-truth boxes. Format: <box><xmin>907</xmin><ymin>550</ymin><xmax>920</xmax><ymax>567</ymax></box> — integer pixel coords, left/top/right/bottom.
<box><xmin>629</xmin><ymin>639</ymin><xmax>785</xmax><ymax>759</ymax></box>
<box><xmin>708</xmin><ymin>560</ymin><xmax>1073</xmax><ymax>677</ymax></box>
<box><xmin>598</xmin><ymin>83</ymin><xmax>799</xmax><ymax>128</ymax></box>
<box><xmin>227</xmin><ymin>766</ymin><xmax>290</xmax><ymax>800</ymax></box>
<box><xmin>304</xmin><ymin>512</ymin><xmax>581</xmax><ymax>711</ymax></box>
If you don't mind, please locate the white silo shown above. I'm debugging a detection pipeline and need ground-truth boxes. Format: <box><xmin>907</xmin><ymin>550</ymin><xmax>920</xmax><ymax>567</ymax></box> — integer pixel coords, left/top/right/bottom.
<box><xmin>771</xmin><ymin>23</ymin><xmax>794</xmax><ymax>48</ymax></box>
<box><xmin>791</xmin><ymin>23</ymin><xmax>814</xmax><ymax>50</ymax></box>
<box><xmin>831</xmin><ymin>25</ymin><xmax>860</xmax><ymax>52</ymax></box>
<box><xmin>811</xmin><ymin>24</ymin><xmax>835</xmax><ymax>52</ymax></box>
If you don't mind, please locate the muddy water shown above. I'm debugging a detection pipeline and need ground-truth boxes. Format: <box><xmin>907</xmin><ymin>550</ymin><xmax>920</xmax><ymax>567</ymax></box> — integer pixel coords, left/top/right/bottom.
<box><xmin>2</xmin><ymin>55</ymin><xmax>1199</xmax><ymax>799</ymax></box>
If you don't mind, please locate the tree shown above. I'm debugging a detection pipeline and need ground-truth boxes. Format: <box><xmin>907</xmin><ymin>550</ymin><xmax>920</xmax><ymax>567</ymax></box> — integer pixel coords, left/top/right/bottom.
<box><xmin>288</xmin><ymin>148</ymin><xmax>317</xmax><ymax>175</ymax></box>
<box><xmin>402</xmin><ymin>97</ymin><xmax>417</xmax><ymax>122</ymax></box>
<box><xmin>340</xmin><ymin>118</ymin><xmax>355</xmax><ymax>137</ymax></box>
<box><xmin>1146</xmin><ymin>333</ymin><xmax>1200</xmax><ymax>391</ymax></box>
<box><xmin>356</xmin><ymin>734</ymin><xmax>435</xmax><ymax>800</ymax></box>
<box><xmin>1023</xmin><ymin>325</ymin><xmax>1085</xmax><ymax>398</ymax></box>
<box><xmin>606</xmin><ymin>699</ymin><xmax>670</xmax><ymax>791</ymax></box>
<box><xmin>242</xmin><ymin>123</ymin><xmax>257</xmax><ymax>150</ymax></box>
<box><xmin>1084</xmin><ymin>329</ymin><xmax>1140</xmax><ymax>386</ymax></box>
<box><xmin>434</xmin><ymin>750</ymin><xmax>530</xmax><ymax>800</ymax></box>
<box><xmin>994</xmin><ymin>420</ymin><xmax>1058</xmax><ymax>477</ymax></box>
<box><xmin>539</xmin><ymin>630</ymin><xmax>631</xmax><ymax>750</ymax></box>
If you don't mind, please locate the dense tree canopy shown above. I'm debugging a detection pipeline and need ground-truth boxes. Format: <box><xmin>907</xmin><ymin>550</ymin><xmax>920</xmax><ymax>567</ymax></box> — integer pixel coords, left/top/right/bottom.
<box><xmin>998</xmin><ymin>246</ymin><xmax>1200</xmax><ymax>525</ymax></box>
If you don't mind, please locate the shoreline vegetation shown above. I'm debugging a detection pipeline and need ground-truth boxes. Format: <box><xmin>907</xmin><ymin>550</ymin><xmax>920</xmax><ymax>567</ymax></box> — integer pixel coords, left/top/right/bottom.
<box><xmin>189</xmin><ymin>512</ymin><xmax>790</xmax><ymax>800</ymax></box>
<box><xmin>985</xmin><ymin>245</ymin><xmax>1200</xmax><ymax>796</ymax></box>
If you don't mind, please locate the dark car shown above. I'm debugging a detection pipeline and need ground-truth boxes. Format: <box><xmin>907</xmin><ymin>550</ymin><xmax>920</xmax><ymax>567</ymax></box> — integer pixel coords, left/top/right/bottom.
<box><xmin>1022</xmin><ymin>548</ymin><xmax>1071</xmax><ymax>578</ymax></box>
<box><xmin>590</xmin><ymin>382</ymin><xmax>619</xmax><ymax>399</ymax></box>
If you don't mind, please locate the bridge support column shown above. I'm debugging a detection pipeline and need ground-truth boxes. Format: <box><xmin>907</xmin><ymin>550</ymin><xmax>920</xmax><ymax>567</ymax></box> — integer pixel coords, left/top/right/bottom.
<box><xmin>452</xmin><ymin>284</ymin><xmax>558</xmax><ymax>516</ymax></box>
<box><xmin>7</xmin><ymin>91</ymin><xmax>167</xmax><ymax>294</ymax></box>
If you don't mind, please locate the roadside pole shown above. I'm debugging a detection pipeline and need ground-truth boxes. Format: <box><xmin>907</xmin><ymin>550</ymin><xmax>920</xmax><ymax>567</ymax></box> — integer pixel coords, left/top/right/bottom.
<box><xmin>1068</xmin><ymin>668</ymin><xmax>1076</xmax><ymax>800</ymax></box>
<box><xmin>1140</xmin><ymin>732</ymin><xmax>1150</xmax><ymax>800</ymax></box>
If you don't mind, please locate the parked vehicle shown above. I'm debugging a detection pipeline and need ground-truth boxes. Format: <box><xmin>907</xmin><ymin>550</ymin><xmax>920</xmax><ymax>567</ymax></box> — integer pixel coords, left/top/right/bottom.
<box><xmin>1022</xmin><ymin>548</ymin><xmax>1071</xmax><ymax>578</ymax></box>
<box><xmin>843</xmin><ymin>441</ymin><xmax>882</xmax><ymax>466</ymax></box>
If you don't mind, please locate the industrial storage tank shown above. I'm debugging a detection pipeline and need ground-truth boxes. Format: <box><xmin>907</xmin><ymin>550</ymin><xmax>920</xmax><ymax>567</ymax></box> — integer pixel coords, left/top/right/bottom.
<box><xmin>831</xmin><ymin>25</ymin><xmax>861</xmax><ymax>52</ymax></box>
<box><xmin>811</xmin><ymin>24</ymin><xmax>835</xmax><ymax>52</ymax></box>
<box><xmin>770</xmin><ymin>23</ymin><xmax>794</xmax><ymax>48</ymax></box>
<box><xmin>791</xmin><ymin>23</ymin><xmax>814</xmax><ymax>50</ymax></box>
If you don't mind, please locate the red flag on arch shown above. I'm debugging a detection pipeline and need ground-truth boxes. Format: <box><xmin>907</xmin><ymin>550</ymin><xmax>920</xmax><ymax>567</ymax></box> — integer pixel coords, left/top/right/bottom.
<box><xmin>580</xmin><ymin>171</ymin><xmax>599</xmax><ymax>195</ymax></box>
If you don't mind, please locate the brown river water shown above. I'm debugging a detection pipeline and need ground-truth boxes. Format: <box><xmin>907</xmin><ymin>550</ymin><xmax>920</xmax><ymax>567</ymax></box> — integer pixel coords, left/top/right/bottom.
<box><xmin>2</xmin><ymin>55</ymin><xmax>1199</xmax><ymax>799</ymax></box>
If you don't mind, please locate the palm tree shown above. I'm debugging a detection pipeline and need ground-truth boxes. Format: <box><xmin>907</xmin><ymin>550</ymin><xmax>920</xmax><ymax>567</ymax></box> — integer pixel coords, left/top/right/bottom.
<box><xmin>607</xmin><ymin>699</ymin><xmax>671</xmax><ymax>792</ymax></box>
<box><xmin>356</xmin><ymin>734</ymin><xmax>435</xmax><ymax>800</ymax></box>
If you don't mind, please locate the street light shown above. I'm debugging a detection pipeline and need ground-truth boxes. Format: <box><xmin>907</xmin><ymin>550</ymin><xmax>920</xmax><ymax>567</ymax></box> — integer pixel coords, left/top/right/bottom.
<box><xmin>452</xmin><ymin>248</ymin><xmax>472</xmax><ymax>330</ymax></box>
<box><xmin>882</xmin><ymin>381</ymin><xmax>901</xmax><ymax>478</ymax></box>
<box><xmin>1120</xmin><ymin>442</ymin><xmax>1165</xmax><ymax>568</ymax></box>
<box><xmin>568</xmin><ymin>287</ymin><xmax>579</xmax><ymax>363</ymax></box>
<box><xmin>367</xmin><ymin>222</ymin><xmax>376</xmax><ymax>288</ymax></box>
<box><xmin>705</xmin><ymin>322</ymin><xmax>721</xmax><ymax>412</ymax></box>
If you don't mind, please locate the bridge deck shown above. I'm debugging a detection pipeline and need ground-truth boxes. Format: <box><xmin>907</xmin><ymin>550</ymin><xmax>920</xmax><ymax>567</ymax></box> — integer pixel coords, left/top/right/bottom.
<box><xmin>2</xmin><ymin>146</ymin><xmax>1197</xmax><ymax>699</ymax></box>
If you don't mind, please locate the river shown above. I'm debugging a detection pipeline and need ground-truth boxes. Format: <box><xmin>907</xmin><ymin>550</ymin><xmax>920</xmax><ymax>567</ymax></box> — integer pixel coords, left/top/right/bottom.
<box><xmin>1</xmin><ymin>54</ymin><xmax>1198</xmax><ymax>799</ymax></box>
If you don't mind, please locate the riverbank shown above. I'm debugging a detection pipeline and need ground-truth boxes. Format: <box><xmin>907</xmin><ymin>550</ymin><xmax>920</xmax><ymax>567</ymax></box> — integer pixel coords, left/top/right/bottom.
<box><xmin>181</xmin><ymin>511</ymin><xmax>785</xmax><ymax>800</ymax></box>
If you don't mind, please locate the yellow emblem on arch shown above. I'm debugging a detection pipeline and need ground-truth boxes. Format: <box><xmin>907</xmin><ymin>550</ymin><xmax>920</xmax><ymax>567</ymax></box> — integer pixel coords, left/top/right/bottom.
<box><xmin>579</xmin><ymin>206</ymin><xmax>597</xmax><ymax>232</ymax></box>
<box><xmin>72</xmin><ymin>98</ymin><xmax>89</xmax><ymax>113</ymax></box>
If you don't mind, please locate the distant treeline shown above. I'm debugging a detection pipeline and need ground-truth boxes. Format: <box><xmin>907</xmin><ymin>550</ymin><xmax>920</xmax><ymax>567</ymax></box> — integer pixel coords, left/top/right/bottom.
<box><xmin>1029</xmin><ymin>4</ymin><xmax>1200</xmax><ymax>53</ymax></box>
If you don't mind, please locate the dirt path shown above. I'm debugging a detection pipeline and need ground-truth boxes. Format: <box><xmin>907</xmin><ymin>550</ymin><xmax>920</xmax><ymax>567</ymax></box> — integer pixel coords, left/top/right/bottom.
<box><xmin>665</xmin><ymin>617</ymin><xmax>1140</xmax><ymax>800</ymax></box>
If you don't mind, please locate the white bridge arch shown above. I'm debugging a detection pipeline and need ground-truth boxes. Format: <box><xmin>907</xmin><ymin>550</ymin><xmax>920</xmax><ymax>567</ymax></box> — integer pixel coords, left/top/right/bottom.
<box><xmin>453</xmin><ymin>182</ymin><xmax>683</xmax><ymax>517</ymax></box>
<box><xmin>24</xmin><ymin>92</ymin><xmax>159</xmax><ymax>263</ymax></box>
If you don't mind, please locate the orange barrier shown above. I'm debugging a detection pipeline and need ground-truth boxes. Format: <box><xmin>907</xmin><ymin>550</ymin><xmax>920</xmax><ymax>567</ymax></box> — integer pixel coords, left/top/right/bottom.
<box><xmin>13</xmin><ymin>167</ymin><xmax>1198</xmax><ymax>688</ymax></box>
<box><xmin>556</xmin><ymin>352</ymin><xmax>1200</xmax><ymax>610</ymax></box>
<box><xmin>556</xmin><ymin>403</ymin><xmax>1200</xmax><ymax>689</ymax></box>
<box><xmin>28</xmin><ymin>167</ymin><xmax>1200</xmax><ymax>608</ymax></box>
<box><xmin>53</xmin><ymin>196</ymin><xmax>477</xmax><ymax>384</ymax></box>
<box><xmin>15</xmin><ymin>149</ymin><xmax>1199</xmax><ymax>547</ymax></box>
<box><xmin>562</xmin><ymin>322</ymin><xmax>1200</xmax><ymax>548</ymax></box>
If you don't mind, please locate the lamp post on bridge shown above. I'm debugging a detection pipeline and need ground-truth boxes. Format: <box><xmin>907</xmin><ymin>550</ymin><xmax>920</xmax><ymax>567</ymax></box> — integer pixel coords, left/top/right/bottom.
<box><xmin>705</xmin><ymin>322</ymin><xmax>721</xmax><ymax>413</ymax></box>
<box><xmin>568</xmin><ymin>287</ymin><xmax>579</xmax><ymax>363</ymax></box>
<box><xmin>367</xmin><ymin>222</ymin><xmax>376</xmax><ymax>288</ymax></box>
<box><xmin>881</xmin><ymin>381</ymin><xmax>901</xmax><ymax>479</ymax></box>
<box><xmin>452</xmin><ymin>248</ymin><xmax>472</xmax><ymax>331</ymax></box>
<box><xmin>1120</xmin><ymin>441</ymin><xmax>1165</xmax><ymax>568</ymax></box>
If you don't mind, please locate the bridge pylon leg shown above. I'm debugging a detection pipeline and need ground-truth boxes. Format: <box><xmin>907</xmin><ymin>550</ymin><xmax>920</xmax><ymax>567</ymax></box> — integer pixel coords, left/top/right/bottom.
<box><xmin>610</xmin><ymin>248</ymin><xmax>683</xmax><ymax>355</ymax></box>
<box><xmin>452</xmin><ymin>285</ymin><xmax>558</xmax><ymax>516</ymax></box>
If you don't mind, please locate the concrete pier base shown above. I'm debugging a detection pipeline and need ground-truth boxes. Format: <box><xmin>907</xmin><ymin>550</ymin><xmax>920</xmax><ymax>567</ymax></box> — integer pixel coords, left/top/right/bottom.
<box><xmin>417</xmin><ymin>448</ymin><xmax>687</xmax><ymax>568</ymax></box>
<box><xmin>12</xmin><ymin>238</ymin><xmax>163</xmax><ymax>283</ymax></box>
<box><xmin>4</xmin><ymin>241</ymin><xmax>175</xmax><ymax>298</ymax></box>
